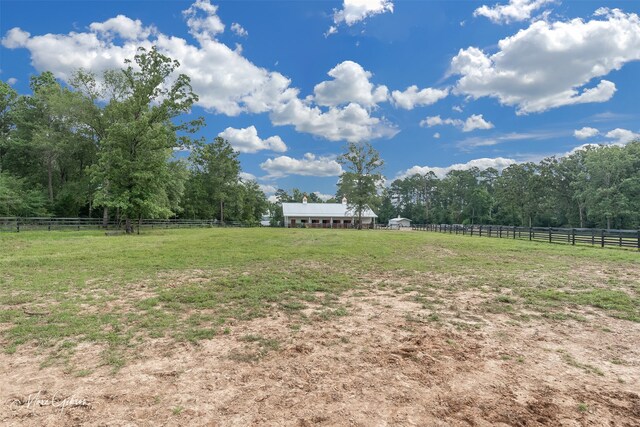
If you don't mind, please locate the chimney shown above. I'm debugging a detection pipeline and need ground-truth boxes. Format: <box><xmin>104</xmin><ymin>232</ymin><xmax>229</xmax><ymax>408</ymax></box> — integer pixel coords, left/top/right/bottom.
<box><xmin>342</xmin><ymin>196</ymin><xmax>347</xmax><ymax>205</ymax></box>
<box><xmin>302</xmin><ymin>196</ymin><xmax>308</xmax><ymax>204</ymax></box>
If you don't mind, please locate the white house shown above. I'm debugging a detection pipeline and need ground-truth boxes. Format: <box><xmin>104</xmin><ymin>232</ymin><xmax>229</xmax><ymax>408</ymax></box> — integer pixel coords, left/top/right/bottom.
<box><xmin>282</xmin><ymin>196</ymin><xmax>377</xmax><ymax>228</ymax></box>
<box><xmin>388</xmin><ymin>216</ymin><xmax>411</xmax><ymax>228</ymax></box>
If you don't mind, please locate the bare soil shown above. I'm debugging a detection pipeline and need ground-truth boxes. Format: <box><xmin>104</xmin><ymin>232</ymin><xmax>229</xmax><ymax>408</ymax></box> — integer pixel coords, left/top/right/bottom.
<box><xmin>2</xmin><ymin>286</ymin><xmax>639</xmax><ymax>426</ymax></box>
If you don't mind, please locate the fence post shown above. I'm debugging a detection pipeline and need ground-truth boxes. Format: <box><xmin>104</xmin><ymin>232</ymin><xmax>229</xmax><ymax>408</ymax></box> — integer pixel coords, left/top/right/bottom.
<box><xmin>499</xmin><ymin>226</ymin><xmax>502</xmax><ymax>238</ymax></box>
<box><xmin>16</xmin><ymin>218</ymin><xmax>19</xmax><ymax>233</ymax></box>
<box><xmin>529</xmin><ymin>227</ymin><xmax>532</xmax><ymax>241</ymax></box>
<box><xmin>572</xmin><ymin>229</ymin><xmax>575</xmax><ymax>245</ymax></box>
<box><xmin>479</xmin><ymin>225</ymin><xmax>483</xmax><ymax>237</ymax></box>
<box><xmin>548</xmin><ymin>228</ymin><xmax>552</xmax><ymax>243</ymax></box>
<box><xmin>601</xmin><ymin>229</ymin><xmax>605</xmax><ymax>248</ymax></box>
<box><xmin>591</xmin><ymin>229</ymin><xmax>595</xmax><ymax>246</ymax></box>
<box><xmin>637</xmin><ymin>230</ymin><xmax>640</xmax><ymax>251</ymax></box>
<box><xmin>513</xmin><ymin>226</ymin><xmax>516</xmax><ymax>239</ymax></box>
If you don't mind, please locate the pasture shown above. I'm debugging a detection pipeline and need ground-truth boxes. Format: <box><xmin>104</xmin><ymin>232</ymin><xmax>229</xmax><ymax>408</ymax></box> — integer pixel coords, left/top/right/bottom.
<box><xmin>1</xmin><ymin>228</ymin><xmax>639</xmax><ymax>425</ymax></box>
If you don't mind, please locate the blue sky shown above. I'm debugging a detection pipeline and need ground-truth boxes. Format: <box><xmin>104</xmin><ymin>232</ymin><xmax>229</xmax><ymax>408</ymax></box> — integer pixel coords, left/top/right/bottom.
<box><xmin>2</xmin><ymin>0</ymin><xmax>640</xmax><ymax>200</ymax></box>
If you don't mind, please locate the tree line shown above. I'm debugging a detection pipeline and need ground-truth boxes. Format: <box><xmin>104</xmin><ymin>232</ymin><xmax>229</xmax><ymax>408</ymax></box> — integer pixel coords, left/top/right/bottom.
<box><xmin>377</xmin><ymin>142</ymin><xmax>640</xmax><ymax>229</ymax></box>
<box><xmin>0</xmin><ymin>47</ymin><xmax>267</xmax><ymax>232</ymax></box>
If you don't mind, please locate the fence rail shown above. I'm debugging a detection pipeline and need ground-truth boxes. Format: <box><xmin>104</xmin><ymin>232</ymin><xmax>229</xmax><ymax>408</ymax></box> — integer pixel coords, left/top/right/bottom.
<box><xmin>0</xmin><ymin>217</ymin><xmax>256</xmax><ymax>232</ymax></box>
<box><xmin>412</xmin><ymin>224</ymin><xmax>640</xmax><ymax>250</ymax></box>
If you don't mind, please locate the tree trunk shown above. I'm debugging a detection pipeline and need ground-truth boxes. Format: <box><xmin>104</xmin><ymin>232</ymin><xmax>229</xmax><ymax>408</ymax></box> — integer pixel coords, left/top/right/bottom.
<box><xmin>578</xmin><ymin>204</ymin><xmax>584</xmax><ymax>228</ymax></box>
<box><xmin>138</xmin><ymin>214</ymin><xmax>142</xmax><ymax>235</ymax></box>
<box><xmin>47</xmin><ymin>157</ymin><xmax>54</xmax><ymax>203</ymax></box>
<box><xmin>102</xmin><ymin>206</ymin><xmax>110</xmax><ymax>228</ymax></box>
<box><xmin>125</xmin><ymin>217</ymin><xmax>133</xmax><ymax>234</ymax></box>
<box><xmin>607</xmin><ymin>216</ymin><xmax>611</xmax><ymax>230</ymax></box>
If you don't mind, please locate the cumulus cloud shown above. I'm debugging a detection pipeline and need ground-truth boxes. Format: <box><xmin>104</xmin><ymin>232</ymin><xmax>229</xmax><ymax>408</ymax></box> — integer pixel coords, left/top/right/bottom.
<box><xmin>239</xmin><ymin>172</ymin><xmax>257</xmax><ymax>181</ymax></box>
<box><xmin>260</xmin><ymin>153</ymin><xmax>343</xmax><ymax>178</ymax></box>
<box><xmin>330</xmin><ymin>0</ymin><xmax>394</xmax><ymax>32</ymax></box>
<box><xmin>605</xmin><ymin>128</ymin><xmax>640</xmax><ymax>144</ymax></box>
<box><xmin>433</xmin><ymin>132</ymin><xmax>441</xmax><ymax>139</ymax></box>
<box><xmin>89</xmin><ymin>15</ymin><xmax>154</xmax><ymax>40</ymax></box>
<box><xmin>218</xmin><ymin>125</ymin><xmax>287</xmax><ymax>153</ymax></box>
<box><xmin>230</xmin><ymin>23</ymin><xmax>248</xmax><ymax>37</ymax></box>
<box><xmin>474</xmin><ymin>0</ymin><xmax>554</xmax><ymax>24</ymax></box>
<box><xmin>182</xmin><ymin>0</ymin><xmax>225</xmax><ymax>41</ymax></box>
<box><xmin>313</xmin><ymin>192</ymin><xmax>334</xmax><ymax>201</ymax></box>
<box><xmin>259</xmin><ymin>184</ymin><xmax>278</xmax><ymax>194</ymax></box>
<box><xmin>574</xmin><ymin>127</ymin><xmax>599</xmax><ymax>139</ymax></box>
<box><xmin>390</xmin><ymin>85</ymin><xmax>448</xmax><ymax>110</ymax></box>
<box><xmin>420</xmin><ymin>114</ymin><xmax>494</xmax><ymax>132</ymax></box>
<box><xmin>2</xmin><ymin>0</ymin><xmax>398</xmax><ymax>143</ymax></box>
<box><xmin>313</xmin><ymin>61</ymin><xmax>388</xmax><ymax>108</ymax></box>
<box><xmin>270</xmin><ymin>99</ymin><xmax>398</xmax><ymax>142</ymax></box>
<box><xmin>451</xmin><ymin>8</ymin><xmax>640</xmax><ymax>114</ymax></box>
<box><xmin>6</xmin><ymin>77</ymin><xmax>17</xmax><ymax>85</ymax></box>
<box><xmin>397</xmin><ymin>157</ymin><xmax>517</xmax><ymax>179</ymax></box>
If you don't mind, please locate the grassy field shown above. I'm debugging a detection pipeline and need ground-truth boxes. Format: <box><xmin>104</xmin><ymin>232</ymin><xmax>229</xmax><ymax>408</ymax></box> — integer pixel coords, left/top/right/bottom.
<box><xmin>1</xmin><ymin>228</ymin><xmax>638</xmax><ymax>369</ymax></box>
<box><xmin>2</xmin><ymin>228</ymin><xmax>640</xmax><ymax>425</ymax></box>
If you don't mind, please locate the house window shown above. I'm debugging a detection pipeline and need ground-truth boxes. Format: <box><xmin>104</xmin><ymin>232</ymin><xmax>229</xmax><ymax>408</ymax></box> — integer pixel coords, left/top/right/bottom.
<box><xmin>333</xmin><ymin>219</ymin><xmax>341</xmax><ymax>224</ymax></box>
<box><xmin>311</xmin><ymin>219</ymin><xmax>320</xmax><ymax>224</ymax></box>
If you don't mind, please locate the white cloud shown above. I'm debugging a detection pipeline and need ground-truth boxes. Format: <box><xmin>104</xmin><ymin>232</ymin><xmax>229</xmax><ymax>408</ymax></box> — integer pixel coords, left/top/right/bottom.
<box><xmin>605</xmin><ymin>128</ymin><xmax>640</xmax><ymax>144</ymax></box>
<box><xmin>332</xmin><ymin>0</ymin><xmax>394</xmax><ymax>28</ymax></box>
<box><xmin>270</xmin><ymin>99</ymin><xmax>398</xmax><ymax>142</ymax></box>
<box><xmin>259</xmin><ymin>184</ymin><xmax>278</xmax><ymax>194</ymax></box>
<box><xmin>313</xmin><ymin>192</ymin><xmax>334</xmax><ymax>201</ymax></box>
<box><xmin>574</xmin><ymin>127</ymin><xmax>599</xmax><ymax>139</ymax></box>
<box><xmin>230</xmin><ymin>23</ymin><xmax>248</xmax><ymax>37</ymax></box>
<box><xmin>455</xmin><ymin>130</ymin><xmax>562</xmax><ymax>150</ymax></box>
<box><xmin>2</xmin><ymin>1</ymin><xmax>398</xmax><ymax>143</ymax></box>
<box><xmin>433</xmin><ymin>132</ymin><xmax>441</xmax><ymax>139</ymax></box>
<box><xmin>324</xmin><ymin>26</ymin><xmax>338</xmax><ymax>38</ymax></box>
<box><xmin>474</xmin><ymin>0</ymin><xmax>554</xmax><ymax>24</ymax></box>
<box><xmin>313</xmin><ymin>61</ymin><xmax>388</xmax><ymax>108</ymax></box>
<box><xmin>452</xmin><ymin>105</ymin><xmax>463</xmax><ymax>113</ymax></box>
<box><xmin>420</xmin><ymin>114</ymin><xmax>493</xmax><ymax>132</ymax></box>
<box><xmin>6</xmin><ymin>77</ymin><xmax>17</xmax><ymax>85</ymax></box>
<box><xmin>267</xmin><ymin>195</ymin><xmax>278</xmax><ymax>203</ymax></box>
<box><xmin>182</xmin><ymin>0</ymin><xmax>225</xmax><ymax>42</ymax></box>
<box><xmin>2</xmin><ymin>28</ymin><xmax>30</xmax><ymax>48</ymax></box>
<box><xmin>89</xmin><ymin>15</ymin><xmax>154</xmax><ymax>40</ymax></box>
<box><xmin>398</xmin><ymin>157</ymin><xmax>517</xmax><ymax>179</ymax></box>
<box><xmin>462</xmin><ymin>114</ymin><xmax>494</xmax><ymax>132</ymax></box>
<box><xmin>218</xmin><ymin>125</ymin><xmax>287</xmax><ymax>153</ymax></box>
<box><xmin>451</xmin><ymin>9</ymin><xmax>640</xmax><ymax>114</ymax></box>
<box><xmin>260</xmin><ymin>153</ymin><xmax>343</xmax><ymax>178</ymax></box>
<box><xmin>390</xmin><ymin>85</ymin><xmax>448</xmax><ymax>110</ymax></box>
<box><xmin>239</xmin><ymin>172</ymin><xmax>257</xmax><ymax>181</ymax></box>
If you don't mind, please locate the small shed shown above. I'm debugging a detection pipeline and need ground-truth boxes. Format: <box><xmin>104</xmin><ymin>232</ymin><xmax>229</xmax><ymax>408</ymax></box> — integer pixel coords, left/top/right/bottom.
<box><xmin>388</xmin><ymin>216</ymin><xmax>411</xmax><ymax>228</ymax></box>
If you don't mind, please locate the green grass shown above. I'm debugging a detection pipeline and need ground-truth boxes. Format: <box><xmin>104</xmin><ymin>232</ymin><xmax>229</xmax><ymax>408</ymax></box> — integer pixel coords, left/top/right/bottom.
<box><xmin>0</xmin><ymin>228</ymin><xmax>638</xmax><ymax>367</ymax></box>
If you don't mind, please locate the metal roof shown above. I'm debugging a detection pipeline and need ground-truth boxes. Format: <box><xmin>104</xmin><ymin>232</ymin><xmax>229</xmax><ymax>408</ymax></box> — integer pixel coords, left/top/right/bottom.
<box><xmin>389</xmin><ymin>217</ymin><xmax>411</xmax><ymax>223</ymax></box>
<box><xmin>282</xmin><ymin>203</ymin><xmax>377</xmax><ymax>218</ymax></box>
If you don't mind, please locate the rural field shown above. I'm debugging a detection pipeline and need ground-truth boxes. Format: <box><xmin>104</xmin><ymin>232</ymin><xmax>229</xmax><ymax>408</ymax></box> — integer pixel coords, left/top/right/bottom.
<box><xmin>1</xmin><ymin>228</ymin><xmax>639</xmax><ymax>426</ymax></box>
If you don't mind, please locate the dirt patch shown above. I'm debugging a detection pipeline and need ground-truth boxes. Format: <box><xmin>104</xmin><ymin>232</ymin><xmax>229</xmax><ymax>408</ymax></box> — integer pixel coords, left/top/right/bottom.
<box><xmin>2</xmin><ymin>286</ymin><xmax>639</xmax><ymax>426</ymax></box>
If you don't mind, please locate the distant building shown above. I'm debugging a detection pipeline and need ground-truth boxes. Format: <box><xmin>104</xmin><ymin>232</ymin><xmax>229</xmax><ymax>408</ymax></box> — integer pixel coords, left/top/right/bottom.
<box><xmin>260</xmin><ymin>214</ymin><xmax>272</xmax><ymax>227</ymax></box>
<box><xmin>282</xmin><ymin>196</ymin><xmax>377</xmax><ymax>228</ymax></box>
<box><xmin>388</xmin><ymin>216</ymin><xmax>411</xmax><ymax>229</ymax></box>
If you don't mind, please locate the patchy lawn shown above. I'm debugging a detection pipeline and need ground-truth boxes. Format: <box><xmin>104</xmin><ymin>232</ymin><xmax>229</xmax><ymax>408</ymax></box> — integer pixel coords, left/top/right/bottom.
<box><xmin>1</xmin><ymin>228</ymin><xmax>639</xmax><ymax>425</ymax></box>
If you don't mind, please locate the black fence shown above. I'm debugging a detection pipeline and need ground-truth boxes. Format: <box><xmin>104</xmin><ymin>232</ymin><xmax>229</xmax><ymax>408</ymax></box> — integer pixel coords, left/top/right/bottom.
<box><xmin>411</xmin><ymin>224</ymin><xmax>640</xmax><ymax>250</ymax></box>
<box><xmin>0</xmin><ymin>217</ymin><xmax>256</xmax><ymax>232</ymax></box>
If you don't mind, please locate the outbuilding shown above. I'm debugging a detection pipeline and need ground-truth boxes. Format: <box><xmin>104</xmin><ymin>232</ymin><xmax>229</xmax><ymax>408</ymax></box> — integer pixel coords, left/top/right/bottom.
<box><xmin>388</xmin><ymin>216</ymin><xmax>411</xmax><ymax>229</ymax></box>
<box><xmin>282</xmin><ymin>196</ymin><xmax>377</xmax><ymax>228</ymax></box>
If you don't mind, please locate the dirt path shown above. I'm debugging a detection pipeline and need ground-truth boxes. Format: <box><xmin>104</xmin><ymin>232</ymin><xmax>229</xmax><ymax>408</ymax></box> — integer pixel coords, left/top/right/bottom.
<box><xmin>2</xmin><ymin>288</ymin><xmax>639</xmax><ymax>426</ymax></box>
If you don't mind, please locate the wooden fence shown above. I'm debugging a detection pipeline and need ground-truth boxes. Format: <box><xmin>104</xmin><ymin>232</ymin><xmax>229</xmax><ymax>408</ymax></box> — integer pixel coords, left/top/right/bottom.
<box><xmin>0</xmin><ymin>217</ymin><xmax>256</xmax><ymax>232</ymax></box>
<box><xmin>411</xmin><ymin>224</ymin><xmax>640</xmax><ymax>250</ymax></box>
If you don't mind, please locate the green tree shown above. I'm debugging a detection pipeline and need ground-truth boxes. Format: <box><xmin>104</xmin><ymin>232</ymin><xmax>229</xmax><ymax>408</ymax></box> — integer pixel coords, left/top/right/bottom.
<box><xmin>90</xmin><ymin>46</ymin><xmax>199</xmax><ymax>233</ymax></box>
<box><xmin>337</xmin><ymin>142</ymin><xmax>384</xmax><ymax>229</ymax></box>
